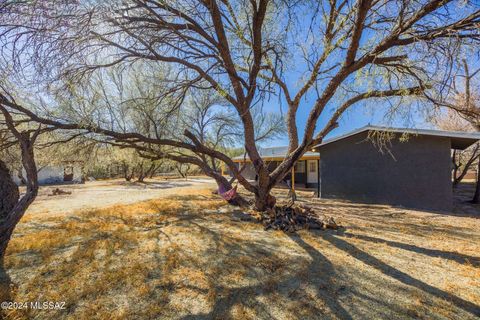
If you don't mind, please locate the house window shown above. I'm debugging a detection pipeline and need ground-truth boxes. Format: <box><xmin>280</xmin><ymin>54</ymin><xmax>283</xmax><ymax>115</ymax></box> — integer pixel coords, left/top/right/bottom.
<box><xmin>309</xmin><ymin>161</ymin><xmax>316</xmax><ymax>173</ymax></box>
<box><xmin>295</xmin><ymin>161</ymin><xmax>305</xmax><ymax>173</ymax></box>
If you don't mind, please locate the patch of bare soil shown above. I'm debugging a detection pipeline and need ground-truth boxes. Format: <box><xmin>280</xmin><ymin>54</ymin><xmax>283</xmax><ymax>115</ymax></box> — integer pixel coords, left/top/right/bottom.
<box><xmin>2</xmin><ymin>185</ymin><xmax>480</xmax><ymax>319</ymax></box>
<box><xmin>25</xmin><ymin>177</ymin><xmax>216</xmax><ymax>218</ymax></box>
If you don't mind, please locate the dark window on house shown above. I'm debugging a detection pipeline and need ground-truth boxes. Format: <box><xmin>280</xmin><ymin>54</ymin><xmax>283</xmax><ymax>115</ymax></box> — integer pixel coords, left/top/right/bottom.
<box><xmin>309</xmin><ymin>161</ymin><xmax>316</xmax><ymax>173</ymax></box>
<box><xmin>295</xmin><ymin>161</ymin><xmax>305</xmax><ymax>173</ymax></box>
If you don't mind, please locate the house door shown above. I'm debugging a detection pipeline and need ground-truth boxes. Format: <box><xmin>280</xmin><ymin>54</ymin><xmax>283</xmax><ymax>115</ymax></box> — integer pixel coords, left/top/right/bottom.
<box><xmin>307</xmin><ymin>160</ymin><xmax>318</xmax><ymax>184</ymax></box>
<box><xmin>64</xmin><ymin>166</ymin><xmax>74</xmax><ymax>182</ymax></box>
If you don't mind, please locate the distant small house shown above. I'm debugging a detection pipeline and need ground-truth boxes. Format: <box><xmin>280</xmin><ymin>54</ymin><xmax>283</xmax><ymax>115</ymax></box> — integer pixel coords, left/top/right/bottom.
<box><xmin>13</xmin><ymin>161</ymin><xmax>84</xmax><ymax>185</ymax></box>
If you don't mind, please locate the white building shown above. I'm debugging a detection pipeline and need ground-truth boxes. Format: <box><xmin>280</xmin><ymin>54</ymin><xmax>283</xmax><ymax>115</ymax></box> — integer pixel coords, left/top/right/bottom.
<box><xmin>13</xmin><ymin>161</ymin><xmax>84</xmax><ymax>185</ymax></box>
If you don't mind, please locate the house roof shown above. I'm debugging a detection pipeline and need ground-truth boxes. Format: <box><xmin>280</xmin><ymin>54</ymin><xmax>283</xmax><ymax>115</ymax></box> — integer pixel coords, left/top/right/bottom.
<box><xmin>233</xmin><ymin>126</ymin><xmax>480</xmax><ymax>162</ymax></box>
<box><xmin>316</xmin><ymin>125</ymin><xmax>480</xmax><ymax>150</ymax></box>
<box><xmin>232</xmin><ymin>146</ymin><xmax>318</xmax><ymax>161</ymax></box>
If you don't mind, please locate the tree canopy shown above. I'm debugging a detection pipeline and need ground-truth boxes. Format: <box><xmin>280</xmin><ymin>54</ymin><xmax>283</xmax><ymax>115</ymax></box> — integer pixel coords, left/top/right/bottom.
<box><xmin>1</xmin><ymin>0</ymin><xmax>479</xmax><ymax>209</ymax></box>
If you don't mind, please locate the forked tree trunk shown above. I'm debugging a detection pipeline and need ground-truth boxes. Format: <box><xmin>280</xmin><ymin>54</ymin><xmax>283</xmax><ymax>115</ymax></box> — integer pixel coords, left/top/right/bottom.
<box><xmin>254</xmin><ymin>190</ymin><xmax>277</xmax><ymax>211</ymax></box>
<box><xmin>138</xmin><ymin>163</ymin><xmax>156</xmax><ymax>182</ymax></box>
<box><xmin>472</xmin><ymin>161</ymin><xmax>480</xmax><ymax>204</ymax></box>
<box><xmin>254</xmin><ymin>172</ymin><xmax>276</xmax><ymax>211</ymax></box>
<box><xmin>148</xmin><ymin>165</ymin><xmax>159</xmax><ymax>179</ymax></box>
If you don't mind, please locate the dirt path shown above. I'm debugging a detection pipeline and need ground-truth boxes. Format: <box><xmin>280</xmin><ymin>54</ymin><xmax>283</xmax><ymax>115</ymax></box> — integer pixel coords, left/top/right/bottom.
<box><xmin>25</xmin><ymin>177</ymin><xmax>216</xmax><ymax>217</ymax></box>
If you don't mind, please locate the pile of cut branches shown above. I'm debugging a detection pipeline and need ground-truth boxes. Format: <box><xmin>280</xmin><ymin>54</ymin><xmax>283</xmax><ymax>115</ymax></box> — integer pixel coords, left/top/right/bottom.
<box><xmin>48</xmin><ymin>188</ymin><xmax>72</xmax><ymax>196</ymax></box>
<box><xmin>260</xmin><ymin>203</ymin><xmax>341</xmax><ymax>233</ymax></box>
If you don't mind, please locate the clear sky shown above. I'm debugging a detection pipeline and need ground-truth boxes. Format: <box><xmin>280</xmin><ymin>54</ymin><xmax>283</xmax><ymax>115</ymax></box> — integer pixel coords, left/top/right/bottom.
<box><xmin>265</xmin><ymin>98</ymin><xmax>434</xmax><ymax>147</ymax></box>
<box><xmin>252</xmin><ymin>1</ymin><xmax>479</xmax><ymax>148</ymax></box>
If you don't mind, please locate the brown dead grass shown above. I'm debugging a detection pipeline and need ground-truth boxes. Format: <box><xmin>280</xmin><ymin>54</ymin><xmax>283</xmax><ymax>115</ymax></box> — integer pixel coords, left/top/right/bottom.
<box><xmin>2</xmin><ymin>187</ymin><xmax>480</xmax><ymax>319</ymax></box>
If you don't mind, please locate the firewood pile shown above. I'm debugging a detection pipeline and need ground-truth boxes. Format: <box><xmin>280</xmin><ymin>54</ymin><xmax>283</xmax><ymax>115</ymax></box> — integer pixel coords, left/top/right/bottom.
<box><xmin>48</xmin><ymin>188</ymin><xmax>72</xmax><ymax>196</ymax></box>
<box><xmin>261</xmin><ymin>203</ymin><xmax>340</xmax><ymax>232</ymax></box>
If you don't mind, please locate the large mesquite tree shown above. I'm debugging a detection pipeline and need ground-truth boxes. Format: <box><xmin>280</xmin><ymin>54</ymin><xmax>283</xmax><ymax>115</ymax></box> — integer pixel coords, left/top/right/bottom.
<box><xmin>1</xmin><ymin>0</ymin><xmax>479</xmax><ymax>210</ymax></box>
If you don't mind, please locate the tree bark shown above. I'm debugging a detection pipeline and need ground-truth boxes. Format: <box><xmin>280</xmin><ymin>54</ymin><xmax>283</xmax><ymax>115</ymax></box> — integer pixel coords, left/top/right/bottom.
<box><xmin>0</xmin><ymin>161</ymin><xmax>20</xmax><ymax>257</ymax></box>
<box><xmin>254</xmin><ymin>171</ymin><xmax>276</xmax><ymax>211</ymax></box>
<box><xmin>136</xmin><ymin>162</ymin><xmax>148</xmax><ymax>182</ymax></box>
<box><xmin>0</xmin><ymin>161</ymin><xmax>19</xmax><ymax>220</ymax></box>
<box><xmin>472</xmin><ymin>161</ymin><xmax>480</xmax><ymax>204</ymax></box>
<box><xmin>122</xmin><ymin>162</ymin><xmax>134</xmax><ymax>181</ymax></box>
<box><xmin>254</xmin><ymin>192</ymin><xmax>276</xmax><ymax>211</ymax></box>
<box><xmin>17</xmin><ymin>168</ymin><xmax>27</xmax><ymax>186</ymax></box>
<box><xmin>0</xmin><ymin>161</ymin><xmax>19</xmax><ymax>303</ymax></box>
<box><xmin>0</xmin><ymin>106</ymin><xmax>39</xmax><ymax>301</ymax></box>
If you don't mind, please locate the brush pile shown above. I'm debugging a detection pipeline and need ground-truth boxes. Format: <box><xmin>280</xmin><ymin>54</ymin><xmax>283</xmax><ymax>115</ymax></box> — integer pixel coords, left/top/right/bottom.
<box><xmin>261</xmin><ymin>203</ymin><xmax>340</xmax><ymax>232</ymax></box>
<box><xmin>48</xmin><ymin>188</ymin><xmax>72</xmax><ymax>196</ymax></box>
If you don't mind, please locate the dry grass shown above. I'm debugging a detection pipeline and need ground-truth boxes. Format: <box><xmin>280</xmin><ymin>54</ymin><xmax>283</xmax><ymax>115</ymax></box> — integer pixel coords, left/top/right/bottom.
<box><xmin>2</xmin><ymin>186</ymin><xmax>480</xmax><ymax>319</ymax></box>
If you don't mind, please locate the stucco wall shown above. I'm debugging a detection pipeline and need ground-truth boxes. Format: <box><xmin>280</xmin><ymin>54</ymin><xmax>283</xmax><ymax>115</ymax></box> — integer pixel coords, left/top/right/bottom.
<box><xmin>13</xmin><ymin>165</ymin><xmax>83</xmax><ymax>185</ymax></box>
<box><xmin>319</xmin><ymin>131</ymin><xmax>453</xmax><ymax>212</ymax></box>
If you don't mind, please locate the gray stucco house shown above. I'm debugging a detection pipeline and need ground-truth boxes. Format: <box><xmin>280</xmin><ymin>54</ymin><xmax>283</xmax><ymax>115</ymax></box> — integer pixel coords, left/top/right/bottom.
<box><xmin>234</xmin><ymin>126</ymin><xmax>480</xmax><ymax>212</ymax></box>
<box><xmin>317</xmin><ymin>126</ymin><xmax>480</xmax><ymax>211</ymax></box>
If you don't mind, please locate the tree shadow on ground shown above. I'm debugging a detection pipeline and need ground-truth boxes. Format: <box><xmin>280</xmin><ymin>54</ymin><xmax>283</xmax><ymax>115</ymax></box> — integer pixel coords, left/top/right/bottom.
<box><xmin>6</xmin><ymin>202</ymin><xmax>479</xmax><ymax>319</ymax></box>
<box><xmin>340</xmin><ymin>232</ymin><xmax>480</xmax><ymax>266</ymax></box>
<box><xmin>171</xmin><ymin>213</ymin><xmax>351</xmax><ymax>319</ymax></box>
<box><xmin>321</xmin><ymin>233</ymin><xmax>480</xmax><ymax>318</ymax></box>
<box><xmin>118</xmin><ymin>181</ymin><xmax>195</xmax><ymax>190</ymax></box>
<box><xmin>307</xmin><ymin>183</ymin><xmax>480</xmax><ymax>219</ymax></box>
<box><xmin>0</xmin><ymin>258</ymin><xmax>12</xmax><ymax>319</ymax></box>
<box><xmin>287</xmin><ymin>233</ymin><xmax>353</xmax><ymax>320</ymax></box>
<box><xmin>310</xmin><ymin>199</ymin><xmax>480</xmax><ymax>240</ymax></box>
<box><xmin>165</xmin><ymin>211</ymin><xmax>480</xmax><ymax>319</ymax></box>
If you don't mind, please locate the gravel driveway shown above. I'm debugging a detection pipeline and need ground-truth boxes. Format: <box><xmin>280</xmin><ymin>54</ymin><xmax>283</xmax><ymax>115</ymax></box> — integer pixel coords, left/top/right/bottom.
<box><xmin>25</xmin><ymin>177</ymin><xmax>216</xmax><ymax>217</ymax></box>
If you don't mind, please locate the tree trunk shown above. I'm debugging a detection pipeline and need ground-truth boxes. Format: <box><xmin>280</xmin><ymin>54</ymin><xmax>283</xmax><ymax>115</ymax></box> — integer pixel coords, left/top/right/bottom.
<box><xmin>148</xmin><ymin>164</ymin><xmax>159</xmax><ymax>179</ymax></box>
<box><xmin>0</xmin><ymin>106</ymin><xmax>40</xmax><ymax>307</ymax></box>
<box><xmin>254</xmin><ymin>172</ymin><xmax>276</xmax><ymax>211</ymax></box>
<box><xmin>136</xmin><ymin>163</ymin><xmax>145</xmax><ymax>182</ymax></box>
<box><xmin>254</xmin><ymin>190</ymin><xmax>276</xmax><ymax>211</ymax></box>
<box><xmin>136</xmin><ymin>163</ymin><xmax>148</xmax><ymax>182</ymax></box>
<box><xmin>0</xmin><ymin>161</ymin><xmax>20</xmax><ymax>222</ymax></box>
<box><xmin>0</xmin><ymin>162</ymin><xmax>19</xmax><ymax>257</ymax></box>
<box><xmin>472</xmin><ymin>161</ymin><xmax>480</xmax><ymax>204</ymax></box>
<box><xmin>453</xmin><ymin>147</ymin><xmax>480</xmax><ymax>188</ymax></box>
<box><xmin>17</xmin><ymin>168</ymin><xmax>27</xmax><ymax>186</ymax></box>
<box><xmin>0</xmin><ymin>161</ymin><xmax>19</xmax><ymax>303</ymax></box>
<box><xmin>143</xmin><ymin>163</ymin><xmax>156</xmax><ymax>180</ymax></box>
<box><xmin>122</xmin><ymin>162</ymin><xmax>134</xmax><ymax>181</ymax></box>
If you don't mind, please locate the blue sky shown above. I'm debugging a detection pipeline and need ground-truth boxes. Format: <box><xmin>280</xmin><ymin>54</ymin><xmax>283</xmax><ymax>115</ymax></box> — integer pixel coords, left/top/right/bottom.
<box><xmin>266</xmin><ymin>99</ymin><xmax>433</xmax><ymax>147</ymax></box>
<box><xmin>251</xmin><ymin>1</ymin><xmax>480</xmax><ymax>148</ymax></box>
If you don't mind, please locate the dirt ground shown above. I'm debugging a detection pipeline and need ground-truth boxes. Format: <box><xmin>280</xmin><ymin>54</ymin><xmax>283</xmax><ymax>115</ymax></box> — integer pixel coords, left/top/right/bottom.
<box><xmin>25</xmin><ymin>177</ymin><xmax>216</xmax><ymax>217</ymax></box>
<box><xmin>2</xmin><ymin>182</ymin><xmax>479</xmax><ymax>320</ymax></box>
